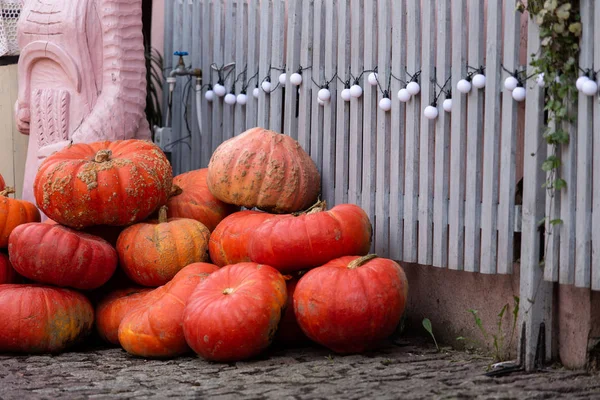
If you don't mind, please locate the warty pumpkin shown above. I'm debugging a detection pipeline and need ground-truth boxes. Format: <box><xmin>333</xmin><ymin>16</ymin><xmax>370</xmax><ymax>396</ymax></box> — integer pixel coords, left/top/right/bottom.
<box><xmin>0</xmin><ymin>187</ymin><xmax>41</xmax><ymax>247</ymax></box>
<box><xmin>207</xmin><ymin>127</ymin><xmax>321</xmax><ymax>213</ymax></box>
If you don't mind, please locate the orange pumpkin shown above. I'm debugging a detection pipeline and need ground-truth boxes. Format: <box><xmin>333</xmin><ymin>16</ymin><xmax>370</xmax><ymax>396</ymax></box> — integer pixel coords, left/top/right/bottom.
<box><xmin>119</xmin><ymin>262</ymin><xmax>219</xmax><ymax>358</ymax></box>
<box><xmin>0</xmin><ymin>252</ymin><xmax>19</xmax><ymax>284</ymax></box>
<box><xmin>207</xmin><ymin>127</ymin><xmax>321</xmax><ymax>213</ymax></box>
<box><xmin>95</xmin><ymin>287</ymin><xmax>152</xmax><ymax>345</ymax></box>
<box><xmin>34</xmin><ymin>140</ymin><xmax>172</xmax><ymax>229</ymax></box>
<box><xmin>0</xmin><ymin>173</ymin><xmax>5</xmax><ymax>191</ymax></box>
<box><xmin>166</xmin><ymin>169</ymin><xmax>239</xmax><ymax>231</ymax></box>
<box><xmin>0</xmin><ymin>187</ymin><xmax>41</xmax><ymax>247</ymax></box>
<box><xmin>117</xmin><ymin>206</ymin><xmax>211</xmax><ymax>286</ymax></box>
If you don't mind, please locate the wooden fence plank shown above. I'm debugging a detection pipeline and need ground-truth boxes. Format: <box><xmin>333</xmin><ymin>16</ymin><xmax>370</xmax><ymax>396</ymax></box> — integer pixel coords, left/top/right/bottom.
<box><xmin>190</xmin><ymin>0</ymin><xmax>202</xmax><ymax>170</ymax></box>
<box><xmin>283</xmin><ymin>0</ymin><xmax>302</xmax><ymax>139</ymax></box>
<box><xmin>222</xmin><ymin>0</ymin><xmax>236</xmax><ymax>142</ymax></box>
<box><xmin>464</xmin><ymin>0</ymin><xmax>485</xmax><ymax>272</ymax></box>
<box><xmin>296</xmin><ymin>0</ymin><xmax>314</xmax><ymax>154</ymax></box>
<box><xmin>375</xmin><ymin>0</ymin><xmax>391</xmax><ymax>255</ymax></box>
<box><xmin>361</xmin><ymin>0</ymin><xmax>378</xmax><ymax>251</ymax></box>
<box><xmin>321</xmin><ymin>0</ymin><xmax>337</xmax><ymax>206</ymax></box>
<box><xmin>257</xmin><ymin>0</ymin><xmax>272</xmax><ymax>128</ymax></box>
<box><xmin>309</xmin><ymin>0</ymin><xmax>325</xmax><ymax>173</ymax></box>
<box><xmin>348</xmin><ymin>0</ymin><xmax>364</xmax><ymax>207</ymax></box>
<box><xmin>269</xmin><ymin>0</ymin><xmax>286</xmax><ymax>132</ymax></box>
<box><xmin>389</xmin><ymin>0</ymin><xmax>406</xmax><ymax>261</ymax></box>
<box><xmin>498</xmin><ymin>0</ymin><xmax>521</xmax><ymax>275</ymax></box>
<box><xmin>200</xmin><ymin>0</ymin><xmax>213</xmax><ymax>167</ymax></box>
<box><xmin>211</xmin><ymin>0</ymin><xmax>224</xmax><ymax>153</ymax></box>
<box><xmin>575</xmin><ymin>0</ymin><xmax>594</xmax><ymax>288</ymax></box>
<box><xmin>334</xmin><ymin>0</ymin><xmax>350</xmax><ymax>206</ymax></box>
<box><xmin>403</xmin><ymin>0</ymin><xmax>421</xmax><ymax>262</ymax></box>
<box><xmin>544</xmin><ymin>118</ymin><xmax>561</xmax><ymax>282</ymax></box>
<box><xmin>234</xmin><ymin>0</ymin><xmax>248</xmax><ymax>136</ymax></box>
<box><xmin>432</xmin><ymin>0</ymin><xmax>451</xmax><ymax>268</ymax></box>
<box><xmin>448</xmin><ymin>0</ymin><xmax>467</xmax><ymax>270</ymax></box>
<box><xmin>593</xmin><ymin>0</ymin><xmax>600</xmax><ymax>290</ymax></box>
<box><xmin>245</xmin><ymin>0</ymin><xmax>260</xmax><ymax>130</ymax></box>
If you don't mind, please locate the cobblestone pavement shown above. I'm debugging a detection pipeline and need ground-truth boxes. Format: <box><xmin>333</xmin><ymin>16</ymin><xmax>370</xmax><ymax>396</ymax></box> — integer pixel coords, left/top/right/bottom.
<box><xmin>1</xmin><ymin>338</ymin><xmax>600</xmax><ymax>399</ymax></box>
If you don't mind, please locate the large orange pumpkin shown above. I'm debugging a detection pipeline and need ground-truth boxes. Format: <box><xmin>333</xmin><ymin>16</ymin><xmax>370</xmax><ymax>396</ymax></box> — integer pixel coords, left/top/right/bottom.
<box><xmin>0</xmin><ymin>252</ymin><xmax>19</xmax><ymax>284</ymax></box>
<box><xmin>248</xmin><ymin>201</ymin><xmax>372</xmax><ymax>273</ymax></box>
<box><xmin>0</xmin><ymin>187</ymin><xmax>41</xmax><ymax>247</ymax></box>
<box><xmin>208</xmin><ymin>210</ymin><xmax>271</xmax><ymax>267</ymax></box>
<box><xmin>0</xmin><ymin>285</ymin><xmax>94</xmax><ymax>353</ymax></box>
<box><xmin>294</xmin><ymin>255</ymin><xmax>408</xmax><ymax>354</ymax></box>
<box><xmin>34</xmin><ymin>140</ymin><xmax>172</xmax><ymax>229</ymax></box>
<box><xmin>207</xmin><ymin>127</ymin><xmax>321</xmax><ymax>213</ymax></box>
<box><xmin>9</xmin><ymin>223</ymin><xmax>118</xmax><ymax>290</ymax></box>
<box><xmin>117</xmin><ymin>206</ymin><xmax>210</xmax><ymax>286</ymax></box>
<box><xmin>183</xmin><ymin>262</ymin><xmax>287</xmax><ymax>362</ymax></box>
<box><xmin>166</xmin><ymin>168</ymin><xmax>239</xmax><ymax>232</ymax></box>
<box><xmin>119</xmin><ymin>262</ymin><xmax>219</xmax><ymax>358</ymax></box>
<box><xmin>96</xmin><ymin>287</ymin><xmax>152</xmax><ymax>345</ymax></box>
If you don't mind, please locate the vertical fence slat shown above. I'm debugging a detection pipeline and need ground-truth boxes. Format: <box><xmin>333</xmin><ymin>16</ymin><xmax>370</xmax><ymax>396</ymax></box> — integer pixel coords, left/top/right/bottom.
<box><xmin>558</xmin><ymin>102</ymin><xmax>576</xmax><ymax>283</ymax></box>
<box><xmin>296</xmin><ymin>0</ymin><xmax>313</xmax><ymax>154</ymax></box>
<box><xmin>245</xmin><ymin>0</ymin><xmax>260</xmax><ymax>129</ymax></box>
<box><xmin>348</xmin><ymin>0</ymin><xmax>364</xmax><ymax>207</ymax></box>
<box><xmin>234</xmin><ymin>0</ymin><xmax>248</xmax><ymax>136</ymax></box>
<box><xmin>593</xmin><ymin>0</ymin><xmax>600</xmax><ymax>290</ymax></box>
<box><xmin>283</xmin><ymin>0</ymin><xmax>302</xmax><ymax>139</ymax></box>
<box><xmin>200</xmin><ymin>0</ymin><xmax>213</xmax><ymax>167</ymax></box>
<box><xmin>334</xmin><ymin>0</ymin><xmax>350</xmax><ymax>206</ymax></box>
<box><xmin>432</xmin><ymin>0</ymin><xmax>451</xmax><ymax>268</ymax></box>
<box><xmin>464</xmin><ymin>0</ymin><xmax>485</xmax><ymax>272</ymax></box>
<box><xmin>389</xmin><ymin>0</ymin><xmax>406</xmax><ymax>261</ymax></box>
<box><xmin>309</xmin><ymin>0</ymin><xmax>325</xmax><ymax>173</ymax></box>
<box><xmin>162</xmin><ymin>0</ymin><xmax>174</xmax><ymax>128</ymax></box>
<box><xmin>575</xmin><ymin>0</ymin><xmax>594</xmax><ymax>288</ymax></box>
<box><xmin>171</xmin><ymin>1</ymin><xmax>184</xmax><ymax>175</ymax></box>
<box><xmin>480</xmin><ymin>0</ymin><xmax>502</xmax><ymax>274</ymax></box>
<box><xmin>222</xmin><ymin>0</ymin><xmax>236</xmax><ymax>142</ymax></box>
<box><xmin>211</xmin><ymin>0</ymin><xmax>224</xmax><ymax>153</ymax></box>
<box><xmin>269</xmin><ymin>0</ymin><xmax>286</xmax><ymax>132</ymax></box>
<box><xmin>403</xmin><ymin>0</ymin><xmax>421</xmax><ymax>262</ymax></box>
<box><xmin>448</xmin><ymin>0</ymin><xmax>467</xmax><ymax>270</ymax></box>
<box><xmin>361</xmin><ymin>0</ymin><xmax>377</xmax><ymax>250</ymax></box>
<box><xmin>544</xmin><ymin>121</ymin><xmax>560</xmax><ymax>281</ymax></box>
<box><xmin>498</xmin><ymin>0</ymin><xmax>521</xmax><ymax>275</ymax></box>
<box><xmin>321</xmin><ymin>0</ymin><xmax>337</xmax><ymax>206</ymax></box>
<box><xmin>257</xmin><ymin>0</ymin><xmax>272</xmax><ymax>128</ymax></box>
<box><xmin>375</xmin><ymin>0</ymin><xmax>391</xmax><ymax>255</ymax></box>
<box><xmin>191</xmin><ymin>0</ymin><xmax>202</xmax><ymax>170</ymax></box>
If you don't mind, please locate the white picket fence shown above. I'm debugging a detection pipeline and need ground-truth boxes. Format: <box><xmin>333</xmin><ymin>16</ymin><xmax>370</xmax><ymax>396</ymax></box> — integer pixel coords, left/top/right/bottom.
<box><xmin>163</xmin><ymin>0</ymin><xmax>600</xmax><ymax>293</ymax></box>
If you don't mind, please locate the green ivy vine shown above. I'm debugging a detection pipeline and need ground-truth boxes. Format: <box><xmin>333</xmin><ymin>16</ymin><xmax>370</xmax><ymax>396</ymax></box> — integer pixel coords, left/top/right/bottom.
<box><xmin>517</xmin><ymin>0</ymin><xmax>582</xmax><ymax>228</ymax></box>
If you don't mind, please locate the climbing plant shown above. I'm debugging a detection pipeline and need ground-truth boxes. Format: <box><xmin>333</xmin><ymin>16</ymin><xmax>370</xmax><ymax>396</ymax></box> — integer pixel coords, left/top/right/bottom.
<box><xmin>517</xmin><ymin>0</ymin><xmax>582</xmax><ymax>228</ymax></box>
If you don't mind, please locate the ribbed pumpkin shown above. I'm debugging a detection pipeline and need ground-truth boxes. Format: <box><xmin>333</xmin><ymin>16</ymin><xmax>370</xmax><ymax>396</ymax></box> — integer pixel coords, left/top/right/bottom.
<box><xmin>119</xmin><ymin>262</ymin><xmax>219</xmax><ymax>358</ymax></box>
<box><xmin>166</xmin><ymin>168</ymin><xmax>239</xmax><ymax>231</ymax></box>
<box><xmin>96</xmin><ymin>287</ymin><xmax>152</xmax><ymax>345</ymax></box>
<box><xmin>294</xmin><ymin>255</ymin><xmax>408</xmax><ymax>354</ymax></box>
<box><xmin>9</xmin><ymin>223</ymin><xmax>118</xmax><ymax>290</ymax></box>
<box><xmin>208</xmin><ymin>210</ymin><xmax>271</xmax><ymax>267</ymax></box>
<box><xmin>0</xmin><ymin>252</ymin><xmax>19</xmax><ymax>284</ymax></box>
<box><xmin>207</xmin><ymin>127</ymin><xmax>321</xmax><ymax>213</ymax></box>
<box><xmin>248</xmin><ymin>201</ymin><xmax>372</xmax><ymax>273</ymax></box>
<box><xmin>0</xmin><ymin>285</ymin><xmax>94</xmax><ymax>353</ymax></box>
<box><xmin>183</xmin><ymin>262</ymin><xmax>287</xmax><ymax>362</ymax></box>
<box><xmin>45</xmin><ymin>219</ymin><xmax>124</xmax><ymax>247</ymax></box>
<box><xmin>0</xmin><ymin>187</ymin><xmax>41</xmax><ymax>247</ymax></box>
<box><xmin>34</xmin><ymin>139</ymin><xmax>172</xmax><ymax>229</ymax></box>
<box><xmin>117</xmin><ymin>206</ymin><xmax>211</xmax><ymax>287</ymax></box>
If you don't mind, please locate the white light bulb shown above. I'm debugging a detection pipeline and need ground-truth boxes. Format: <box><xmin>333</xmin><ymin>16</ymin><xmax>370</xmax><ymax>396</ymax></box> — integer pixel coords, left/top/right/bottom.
<box><xmin>279</xmin><ymin>73</ymin><xmax>287</xmax><ymax>86</ymax></box>
<box><xmin>253</xmin><ymin>87</ymin><xmax>260</xmax><ymax>98</ymax></box>
<box><xmin>536</xmin><ymin>73</ymin><xmax>545</xmax><ymax>87</ymax></box>
<box><xmin>406</xmin><ymin>81</ymin><xmax>420</xmax><ymax>95</ymax></box>
<box><xmin>379</xmin><ymin>97</ymin><xmax>392</xmax><ymax>111</ymax></box>
<box><xmin>582</xmin><ymin>80</ymin><xmax>598</xmax><ymax>96</ymax></box>
<box><xmin>290</xmin><ymin>72</ymin><xmax>303</xmax><ymax>86</ymax></box>
<box><xmin>472</xmin><ymin>74</ymin><xmax>486</xmax><ymax>89</ymax></box>
<box><xmin>349</xmin><ymin>84</ymin><xmax>363</xmax><ymax>98</ymax></box>
<box><xmin>397</xmin><ymin>88</ymin><xmax>411</xmax><ymax>102</ymax></box>
<box><xmin>442</xmin><ymin>98</ymin><xmax>452</xmax><ymax>112</ymax></box>
<box><xmin>236</xmin><ymin>93</ymin><xmax>248</xmax><ymax>105</ymax></box>
<box><xmin>318</xmin><ymin>98</ymin><xmax>325</xmax><ymax>106</ymax></box>
<box><xmin>261</xmin><ymin>80</ymin><xmax>272</xmax><ymax>92</ymax></box>
<box><xmin>213</xmin><ymin>83</ymin><xmax>227</xmax><ymax>97</ymax></box>
<box><xmin>341</xmin><ymin>88</ymin><xmax>351</xmax><ymax>101</ymax></box>
<box><xmin>504</xmin><ymin>76</ymin><xmax>518</xmax><ymax>91</ymax></box>
<box><xmin>457</xmin><ymin>79</ymin><xmax>472</xmax><ymax>93</ymax></box>
<box><xmin>318</xmin><ymin>88</ymin><xmax>331</xmax><ymax>102</ymax></box>
<box><xmin>205</xmin><ymin>90</ymin><xmax>215</xmax><ymax>102</ymax></box>
<box><xmin>368</xmin><ymin>72</ymin><xmax>379</xmax><ymax>86</ymax></box>
<box><xmin>224</xmin><ymin>93</ymin><xmax>237</xmax><ymax>105</ymax></box>
<box><xmin>576</xmin><ymin>75</ymin><xmax>590</xmax><ymax>91</ymax></box>
<box><xmin>424</xmin><ymin>105</ymin><xmax>439</xmax><ymax>119</ymax></box>
<box><xmin>512</xmin><ymin>86</ymin><xmax>526</xmax><ymax>102</ymax></box>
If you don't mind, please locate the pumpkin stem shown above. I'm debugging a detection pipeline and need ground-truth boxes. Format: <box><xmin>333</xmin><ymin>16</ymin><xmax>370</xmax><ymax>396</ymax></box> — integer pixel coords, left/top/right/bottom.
<box><xmin>223</xmin><ymin>287</ymin><xmax>234</xmax><ymax>295</ymax></box>
<box><xmin>169</xmin><ymin>184</ymin><xmax>183</xmax><ymax>198</ymax></box>
<box><xmin>94</xmin><ymin>149</ymin><xmax>112</xmax><ymax>163</ymax></box>
<box><xmin>347</xmin><ymin>254</ymin><xmax>378</xmax><ymax>269</ymax></box>
<box><xmin>292</xmin><ymin>200</ymin><xmax>327</xmax><ymax>216</ymax></box>
<box><xmin>0</xmin><ymin>187</ymin><xmax>15</xmax><ymax>197</ymax></box>
<box><xmin>158</xmin><ymin>206</ymin><xmax>168</xmax><ymax>223</ymax></box>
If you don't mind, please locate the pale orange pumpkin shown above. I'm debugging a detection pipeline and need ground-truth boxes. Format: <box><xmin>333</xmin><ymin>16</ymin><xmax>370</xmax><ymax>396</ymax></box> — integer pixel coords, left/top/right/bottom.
<box><xmin>0</xmin><ymin>187</ymin><xmax>41</xmax><ymax>247</ymax></box>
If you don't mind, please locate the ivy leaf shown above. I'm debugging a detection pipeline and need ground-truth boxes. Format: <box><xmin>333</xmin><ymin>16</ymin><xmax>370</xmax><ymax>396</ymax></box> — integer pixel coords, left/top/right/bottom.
<box><xmin>550</xmin><ymin>218</ymin><xmax>564</xmax><ymax>226</ymax></box>
<box><xmin>554</xmin><ymin>178</ymin><xmax>567</xmax><ymax>190</ymax></box>
<box><xmin>556</xmin><ymin>3</ymin><xmax>571</xmax><ymax>20</ymax></box>
<box><xmin>569</xmin><ymin>22</ymin><xmax>582</xmax><ymax>36</ymax></box>
<box><xmin>542</xmin><ymin>156</ymin><xmax>561</xmax><ymax>171</ymax></box>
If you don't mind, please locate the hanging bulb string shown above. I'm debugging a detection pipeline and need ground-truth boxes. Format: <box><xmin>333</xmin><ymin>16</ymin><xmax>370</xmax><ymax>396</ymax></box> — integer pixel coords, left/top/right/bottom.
<box><xmin>435</xmin><ymin>75</ymin><xmax>452</xmax><ymax>97</ymax></box>
<box><xmin>210</xmin><ymin>62</ymin><xmax>236</xmax><ymax>84</ymax></box>
<box><xmin>577</xmin><ymin>66</ymin><xmax>598</xmax><ymax>79</ymax></box>
<box><xmin>241</xmin><ymin>70</ymin><xmax>259</xmax><ymax>93</ymax></box>
<box><xmin>311</xmin><ymin>72</ymin><xmax>338</xmax><ymax>89</ymax></box>
<box><xmin>405</xmin><ymin>68</ymin><xmax>422</xmax><ymax>82</ymax></box>
<box><xmin>259</xmin><ymin>64</ymin><xmax>285</xmax><ymax>93</ymax></box>
<box><xmin>295</xmin><ymin>65</ymin><xmax>312</xmax><ymax>74</ymax></box>
<box><xmin>500</xmin><ymin>64</ymin><xmax>534</xmax><ymax>85</ymax></box>
<box><xmin>390</xmin><ymin>72</ymin><xmax>407</xmax><ymax>87</ymax></box>
<box><xmin>349</xmin><ymin>67</ymin><xmax>377</xmax><ymax>85</ymax></box>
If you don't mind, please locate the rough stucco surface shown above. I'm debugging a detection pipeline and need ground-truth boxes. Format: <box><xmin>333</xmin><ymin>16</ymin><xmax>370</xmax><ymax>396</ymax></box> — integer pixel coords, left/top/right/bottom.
<box><xmin>1</xmin><ymin>338</ymin><xmax>600</xmax><ymax>399</ymax></box>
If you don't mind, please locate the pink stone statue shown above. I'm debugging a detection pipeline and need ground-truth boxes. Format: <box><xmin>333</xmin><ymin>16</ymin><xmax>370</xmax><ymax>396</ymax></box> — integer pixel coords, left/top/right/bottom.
<box><xmin>15</xmin><ymin>0</ymin><xmax>151</xmax><ymax>205</ymax></box>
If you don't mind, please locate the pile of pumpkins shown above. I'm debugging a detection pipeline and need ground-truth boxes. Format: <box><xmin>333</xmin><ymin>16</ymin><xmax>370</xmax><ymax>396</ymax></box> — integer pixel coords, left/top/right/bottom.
<box><xmin>0</xmin><ymin>127</ymin><xmax>408</xmax><ymax>361</ymax></box>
